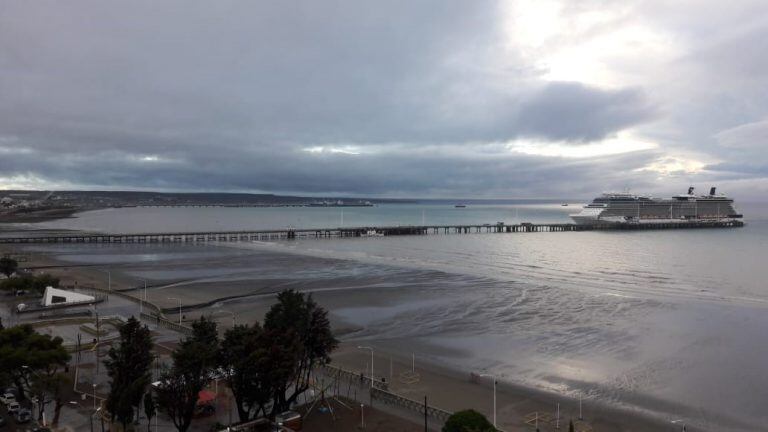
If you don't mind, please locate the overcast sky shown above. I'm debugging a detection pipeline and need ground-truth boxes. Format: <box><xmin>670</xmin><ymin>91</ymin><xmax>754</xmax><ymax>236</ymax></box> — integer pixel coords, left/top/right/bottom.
<box><xmin>1</xmin><ymin>1</ymin><xmax>767</xmax><ymax>198</ymax></box>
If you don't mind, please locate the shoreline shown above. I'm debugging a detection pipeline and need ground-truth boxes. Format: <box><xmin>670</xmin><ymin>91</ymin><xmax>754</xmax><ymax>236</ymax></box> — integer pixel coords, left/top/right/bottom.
<box><xmin>0</xmin><ymin>233</ymin><xmax>734</xmax><ymax>431</ymax></box>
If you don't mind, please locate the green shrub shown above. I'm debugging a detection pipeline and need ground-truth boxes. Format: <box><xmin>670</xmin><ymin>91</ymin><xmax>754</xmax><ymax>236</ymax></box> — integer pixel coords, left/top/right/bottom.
<box><xmin>0</xmin><ymin>273</ymin><xmax>60</xmax><ymax>294</ymax></box>
<box><xmin>442</xmin><ymin>409</ymin><xmax>496</xmax><ymax>432</ymax></box>
<box><xmin>0</xmin><ymin>257</ymin><xmax>18</xmax><ymax>277</ymax></box>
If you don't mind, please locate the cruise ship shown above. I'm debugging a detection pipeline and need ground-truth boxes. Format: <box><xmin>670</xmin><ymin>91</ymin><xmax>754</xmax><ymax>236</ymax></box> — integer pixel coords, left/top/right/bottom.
<box><xmin>571</xmin><ymin>187</ymin><xmax>742</xmax><ymax>225</ymax></box>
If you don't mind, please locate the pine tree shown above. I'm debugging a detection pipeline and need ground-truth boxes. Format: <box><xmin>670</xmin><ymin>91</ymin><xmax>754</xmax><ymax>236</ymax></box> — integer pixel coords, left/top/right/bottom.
<box><xmin>264</xmin><ymin>290</ymin><xmax>338</xmax><ymax>414</ymax></box>
<box><xmin>104</xmin><ymin>316</ymin><xmax>153</xmax><ymax>431</ymax></box>
<box><xmin>156</xmin><ymin>317</ymin><xmax>219</xmax><ymax>432</ymax></box>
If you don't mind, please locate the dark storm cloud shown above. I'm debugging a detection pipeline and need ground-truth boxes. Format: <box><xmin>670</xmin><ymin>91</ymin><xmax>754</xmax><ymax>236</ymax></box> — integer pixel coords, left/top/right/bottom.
<box><xmin>0</xmin><ymin>139</ymin><xmax>661</xmax><ymax>198</ymax></box>
<box><xmin>1</xmin><ymin>0</ymin><xmax>764</xmax><ymax>197</ymax></box>
<box><xmin>515</xmin><ymin>82</ymin><xmax>654</xmax><ymax>142</ymax></box>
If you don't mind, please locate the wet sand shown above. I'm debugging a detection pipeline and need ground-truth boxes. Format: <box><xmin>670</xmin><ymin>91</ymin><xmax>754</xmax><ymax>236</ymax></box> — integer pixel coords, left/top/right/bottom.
<box><xmin>331</xmin><ymin>344</ymin><xmax>671</xmax><ymax>431</ymax></box>
<box><xmin>0</xmin><ymin>240</ymin><xmax>701</xmax><ymax>432</ymax></box>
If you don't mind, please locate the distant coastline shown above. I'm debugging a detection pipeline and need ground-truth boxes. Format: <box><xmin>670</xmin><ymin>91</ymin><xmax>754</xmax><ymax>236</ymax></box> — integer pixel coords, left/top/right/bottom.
<box><xmin>0</xmin><ymin>207</ymin><xmax>80</xmax><ymax>223</ymax></box>
<box><xmin>0</xmin><ymin>189</ymin><xmax>418</xmax><ymax>223</ymax></box>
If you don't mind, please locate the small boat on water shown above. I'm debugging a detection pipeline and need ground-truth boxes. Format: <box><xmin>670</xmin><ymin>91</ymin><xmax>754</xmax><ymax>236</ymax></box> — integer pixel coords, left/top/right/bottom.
<box><xmin>561</xmin><ymin>203</ymin><xmax>568</xmax><ymax>206</ymax></box>
<box><xmin>454</xmin><ymin>204</ymin><xmax>466</xmax><ymax>208</ymax></box>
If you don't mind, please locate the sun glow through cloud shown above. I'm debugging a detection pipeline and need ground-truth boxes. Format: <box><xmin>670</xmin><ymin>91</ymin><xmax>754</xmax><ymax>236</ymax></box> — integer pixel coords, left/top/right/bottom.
<box><xmin>302</xmin><ymin>146</ymin><xmax>362</xmax><ymax>155</ymax></box>
<box><xmin>638</xmin><ymin>156</ymin><xmax>708</xmax><ymax>176</ymax></box>
<box><xmin>502</xmin><ymin>1</ymin><xmax>681</xmax><ymax>87</ymax></box>
<box><xmin>508</xmin><ymin>132</ymin><xmax>657</xmax><ymax>158</ymax></box>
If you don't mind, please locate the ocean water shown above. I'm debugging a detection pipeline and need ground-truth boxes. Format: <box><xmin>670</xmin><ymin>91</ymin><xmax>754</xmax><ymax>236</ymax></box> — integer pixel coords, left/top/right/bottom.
<box><xmin>21</xmin><ymin>201</ymin><xmax>768</xmax><ymax>430</ymax></box>
<box><xmin>19</xmin><ymin>201</ymin><xmax>574</xmax><ymax>233</ymax></box>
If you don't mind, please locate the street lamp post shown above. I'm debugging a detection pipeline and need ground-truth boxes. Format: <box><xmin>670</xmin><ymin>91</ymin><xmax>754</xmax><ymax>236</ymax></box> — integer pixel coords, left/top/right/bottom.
<box><xmin>92</xmin><ymin>383</ymin><xmax>97</xmax><ymax>410</ymax></box>
<box><xmin>479</xmin><ymin>373</ymin><xmax>497</xmax><ymax>428</ymax></box>
<box><xmin>139</xmin><ymin>278</ymin><xmax>148</xmax><ymax>315</ymax></box>
<box><xmin>357</xmin><ymin>346</ymin><xmax>374</xmax><ymax>388</ymax></box>
<box><xmin>167</xmin><ymin>297</ymin><xmax>182</xmax><ymax>324</ymax></box>
<box><xmin>90</xmin><ymin>407</ymin><xmax>101</xmax><ymax>432</ymax></box>
<box><xmin>98</xmin><ymin>269</ymin><xmax>111</xmax><ymax>291</ymax></box>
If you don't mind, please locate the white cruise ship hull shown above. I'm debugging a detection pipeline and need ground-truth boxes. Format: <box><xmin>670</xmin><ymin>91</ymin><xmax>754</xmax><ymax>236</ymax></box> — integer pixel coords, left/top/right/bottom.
<box><xmin>570</xmin><ymin>187</ymin><xmax>742</xmax><ymax>226</ymax></box>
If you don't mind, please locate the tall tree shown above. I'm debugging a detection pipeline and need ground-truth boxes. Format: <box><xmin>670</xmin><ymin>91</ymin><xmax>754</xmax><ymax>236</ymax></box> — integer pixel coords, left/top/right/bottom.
<box><xmin>30</xmin><ymin>372</ymin><xmax>70</xmax><ymax>425</ymax></box>
<box><xmin>219</xmin><ymin>322</ymin><xmax>303</xmax><ymax>422</ymax></box>
<box><xmin>156</xmin><ymin>317</ymin><xmax>219</xmax><ymax>432</ymax></box>
<box><xmin>104</xmin><ymin>316</ymin><xmax>153</xmax><ymax>431</ymax></box>
<box><xmin>0</xmin><ymin>257</ymin><xmax>18</xmax><ymax>278</ymax></box>
<box><xmin>50</xmin><ymin>373</ymin><xmax>71</xmax><ymax>426</ymax></box>
<box><xmin>219</xmin><ymin>324</ymin><xmax>263</xmax><ymax>422</ymax></box>
<box><xmin>263</xmin><ymin>290</ymin><xmax>338</xmax><ymax>414</ymax></box>
<box><xmin>143</xmin><ymin>393</ymin><xmax>156</xmax><ymax>432</ymax></box>
<box><xmin>261</xmin><ymin>327</ymin><xmax>302</xmax><ymax>418</ymax></box>
<box><xmin>0</xmin><ymin>324</ymin><xmax>70</xmax><ymax>400</ymax></box>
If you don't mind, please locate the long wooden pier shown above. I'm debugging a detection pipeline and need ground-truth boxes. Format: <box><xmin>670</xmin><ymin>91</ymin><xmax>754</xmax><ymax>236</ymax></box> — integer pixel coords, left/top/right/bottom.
<box><xmin>0</xmin><ymin>220</ymin><xmax>743</xmax><ymax>244</ymax></box>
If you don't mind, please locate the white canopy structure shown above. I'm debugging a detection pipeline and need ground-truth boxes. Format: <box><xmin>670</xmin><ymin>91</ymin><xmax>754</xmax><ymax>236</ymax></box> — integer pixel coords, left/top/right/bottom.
<box><xmin>41</xmin><ymin>286</ymin><xmax>95</xmax><ymax>307</ymax></box>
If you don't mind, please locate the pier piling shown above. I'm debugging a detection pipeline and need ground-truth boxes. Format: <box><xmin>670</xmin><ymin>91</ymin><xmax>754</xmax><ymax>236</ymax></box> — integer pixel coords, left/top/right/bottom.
<box><xmin>0</xmin><ymin>220</ymin><xmax>743</xmax><ymax>244</ymax></box>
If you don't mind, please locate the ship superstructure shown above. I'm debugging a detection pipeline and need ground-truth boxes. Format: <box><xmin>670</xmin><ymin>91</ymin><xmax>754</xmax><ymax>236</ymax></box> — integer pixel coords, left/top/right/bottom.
<box><xmin>571</xmin><ymin>187</ymin><xmax>742</xmax><ymax>225</ymax></box>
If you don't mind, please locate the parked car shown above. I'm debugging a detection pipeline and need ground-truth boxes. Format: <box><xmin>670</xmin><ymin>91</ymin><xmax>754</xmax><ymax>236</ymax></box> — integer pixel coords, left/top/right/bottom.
<box><xmin>0</xmin><ymin>416</ymin><xmax>6</xmax><ymax>427</ymax></box>
<box><xmin>14</xmin><ymin>409</ymin><xmax>31</xmax><ymax>423</ymax></box>
<box><xmin>6</xmin><ymin>401</ymin><xmax>20</xmax><ymax>413</ymax></box>
<box><xmin>0</xmin><ymin>393</ymin><xmax>14</xmax><ymax>405</ymax></box>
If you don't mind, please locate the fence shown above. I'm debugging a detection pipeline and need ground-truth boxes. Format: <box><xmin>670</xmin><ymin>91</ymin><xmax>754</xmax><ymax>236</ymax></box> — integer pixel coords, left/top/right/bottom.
<box><xmin>140</xmin><ymin>311</ymin><xmax>194</xmax><ymax>336</ymax></box>
<box><xmin>216</xmin><ymin>418</ymin><xmax>271</xmax><ymax>432</ymax></box>
<box><xmin>322</xmin><ymin>363</ymin><xmax>388</xmax><ymax>391</ymax></box>
<box><xmin>371</xmin><ymin>387</ymin><xmax>453</xmax><ymax>423</ymax></box>
<box><xmin>88</xmin><ymin>284</ymin><xmax>164</xmax><ymax>316</ymax></box>
<box><xmin>87</xmin><ymin>284</ymin><xmax>194</xmax><ymax>336</ymax></box>
<box><xmin>322</xmin><ymin>364</ymin><xmax>452</xmax><ymax>423</ymax></box>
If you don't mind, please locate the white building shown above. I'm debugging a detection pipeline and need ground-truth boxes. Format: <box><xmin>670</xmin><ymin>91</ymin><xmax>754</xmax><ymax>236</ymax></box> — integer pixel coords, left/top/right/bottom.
<box><xmin>41</xmin><ymin>287</ymin><xmax>95</xmax><ymax>307</ymax></box>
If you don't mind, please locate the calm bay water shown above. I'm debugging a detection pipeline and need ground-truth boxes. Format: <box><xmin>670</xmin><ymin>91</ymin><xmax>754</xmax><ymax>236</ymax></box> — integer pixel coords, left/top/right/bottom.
<box><xmin>21</xmin><ymin>201</ymin><xmax>768</xmax><ymax>430</ymax></box>
<box><xmin>21</xmin><ymin>202</ymin><xmax>574</xmax><ymax>233</ymax></box>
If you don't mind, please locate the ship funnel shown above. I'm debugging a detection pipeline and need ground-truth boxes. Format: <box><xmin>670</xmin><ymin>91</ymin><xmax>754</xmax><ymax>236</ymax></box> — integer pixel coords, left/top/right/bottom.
<box><xmin>710</xmin><ymin>186</ymin><xmax>716</xmax><ymax>196</ymax></box>
<box><xmin>687</xmin><ymin>186</ymin><xmax>695</xmax><ymax>195</ymax></box>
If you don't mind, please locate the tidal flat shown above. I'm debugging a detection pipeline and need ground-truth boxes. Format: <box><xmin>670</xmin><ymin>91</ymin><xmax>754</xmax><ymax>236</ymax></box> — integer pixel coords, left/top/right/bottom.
<box><xmin>5</xmin><ymin>228</ymin><xmax>767</xmax><ymax>432</ymax></box>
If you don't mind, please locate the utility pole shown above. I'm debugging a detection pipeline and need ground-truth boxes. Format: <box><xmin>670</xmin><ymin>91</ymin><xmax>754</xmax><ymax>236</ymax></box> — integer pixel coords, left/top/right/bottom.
<box><xmin>479</xmin><ymin>373</ymin><xmax>497</xmax><ymax>427</ymax></box>
<box><xmin>95</xmin><ymin>310</ymin><xmax>100</xmax><ymax>374</ymax></box>
<box><xmin>357</xmin><ymin>346</ymin><xmax>374</xmax><ymax>388</ymax></box>
<box><xmin>140</xmin><ymin>279</ymin><xmax>147</xmax><ymax>315</ymax></box>
<box><xmin>424</xmin><ymin>396</ymin><xmax>428</xmax><ymax>431</ymax></box>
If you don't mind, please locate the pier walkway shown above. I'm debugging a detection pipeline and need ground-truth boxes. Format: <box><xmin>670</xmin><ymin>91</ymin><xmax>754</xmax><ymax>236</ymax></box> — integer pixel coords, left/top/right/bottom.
<box><xmin>0</xmin><ymin>220</ymin><xmax>743</xmax><ymax>244</ymax></box>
